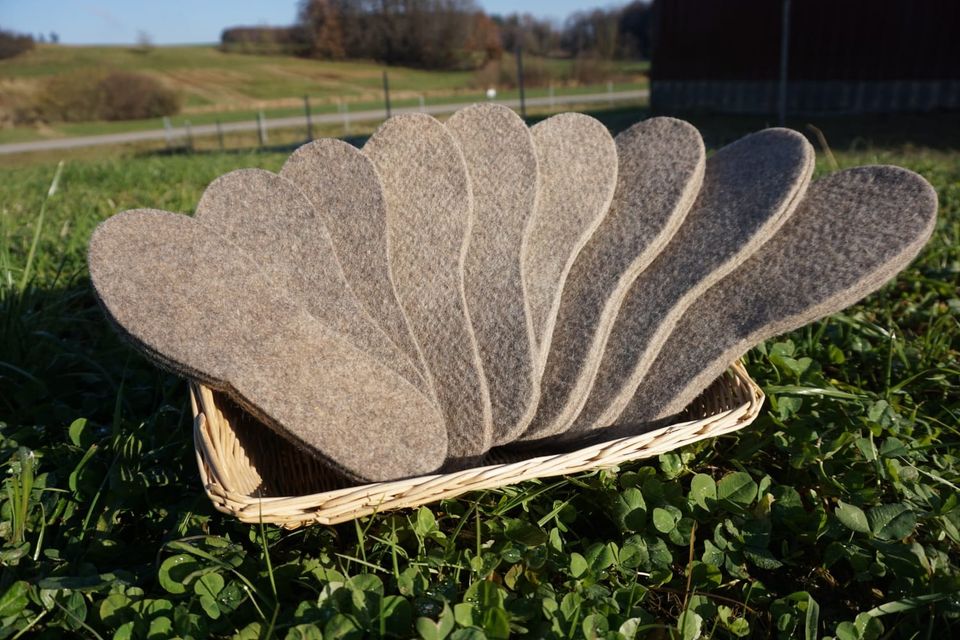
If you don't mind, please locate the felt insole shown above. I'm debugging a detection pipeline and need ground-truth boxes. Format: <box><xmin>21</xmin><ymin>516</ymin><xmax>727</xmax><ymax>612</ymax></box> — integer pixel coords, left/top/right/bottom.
<box><xmin>279</xmin><ymin>139</ymin><xmax>428</xmax><ymax>382</ymax></box>
<box><xmin>614</xmin><ymin>165</ymin><xmax>938</xmax><ymax>427</ymax></box>
<box><xmin>364</xmin><ymin>113</ymin><xmax>493</xmax><ymax>459</ymax></box>
<box><xmin>446</xmin><ymin>104</ymin><xmax>540</xmax><ymax>444</ymax></box>
<box><xmin>88</xmin><ymin>209</ymin><xmax>448</xmax><ymax>482</ymax></box>
<box><xmin>193</xmin><ymin>168</ymin><xmax>430</xmax><ymax>398</ymax></box>
<box><xmin>523</xmin><ymin>113</ymin><xmax>618</xmax><ymax>370</ymax></box>
<box><xmin>564</xmin><ymin>128</ymin><xmax>815</xmax><ymax>436</ymax></box>
<box><xmin>518</xmin><ymin>117</ymin><xmax>706</xmax><ymax>442</ymax></box>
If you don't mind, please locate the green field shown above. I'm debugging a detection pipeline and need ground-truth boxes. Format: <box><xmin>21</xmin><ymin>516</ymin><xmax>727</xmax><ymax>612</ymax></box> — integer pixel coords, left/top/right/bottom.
<box><xmin>0</xmin><ymin>107</ymin><xmax>958</xmax><ymax>637</ymax></box>
<box><xmin>0</xmin><ymin>45</ymin><xmax>649</xmax><ymax>144</ymax></box>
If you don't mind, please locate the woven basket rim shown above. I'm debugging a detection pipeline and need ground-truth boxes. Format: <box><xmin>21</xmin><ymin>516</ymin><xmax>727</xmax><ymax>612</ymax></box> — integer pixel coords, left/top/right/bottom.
<box><xmin>190</xmin><ymin>360</ymin><xmax>765</xmax><ymax>527</ymax></box>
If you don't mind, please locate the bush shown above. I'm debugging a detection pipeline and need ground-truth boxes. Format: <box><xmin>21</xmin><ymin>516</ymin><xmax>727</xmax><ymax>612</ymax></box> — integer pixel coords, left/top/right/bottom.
<box><xmin>96</xmin><ymin>71</ymin><xmax>181</xmax><ymax>121</ymax></box>
<box><xmin>567</xmin><ymin>55</ymin><xmax>615</xmax><ymax>85</ymax></box>
<box><xmin>219</xmin><ymin>26</ymin><xmax>309</xmax><ymax>55</ymax></box>
<box><xmin>32</xmin><ymin>70</ymin><xmax>181</xmax><ymax>123</ymax></box>
<box><xmin>471</xmin><ymin>56</ymin><xmax>555</xmax><ymax>89</ymax></box>
<box><xmin>0</xmin><ymin>30</ymin><xmax>34</xmax><ymax>59</ymax></box>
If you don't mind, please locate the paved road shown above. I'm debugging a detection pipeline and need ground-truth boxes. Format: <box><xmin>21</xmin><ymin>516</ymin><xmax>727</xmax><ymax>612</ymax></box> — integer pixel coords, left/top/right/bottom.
<box><xmin>0</xmin><ymin>89</ymin><xmax>649</xmax><ymax>156</ymax></box>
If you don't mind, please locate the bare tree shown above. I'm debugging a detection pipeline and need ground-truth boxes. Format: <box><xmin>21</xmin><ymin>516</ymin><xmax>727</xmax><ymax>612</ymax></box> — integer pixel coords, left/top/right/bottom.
<box><xmin>136</xmin><ymin>30</ymin><xmax>154</xmax><ymax>53</ymax></box>
<box><xmin>297</xmin><ymin>0</ymin><xmax>500</xmax><ymax>69</ymax></box>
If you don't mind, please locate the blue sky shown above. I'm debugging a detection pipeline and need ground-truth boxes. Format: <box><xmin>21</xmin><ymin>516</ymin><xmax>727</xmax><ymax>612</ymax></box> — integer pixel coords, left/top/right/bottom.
<box><xmin>0</xmin><ymin>0</ymin><xmax>598</xmax><ymax>45</ymax></box>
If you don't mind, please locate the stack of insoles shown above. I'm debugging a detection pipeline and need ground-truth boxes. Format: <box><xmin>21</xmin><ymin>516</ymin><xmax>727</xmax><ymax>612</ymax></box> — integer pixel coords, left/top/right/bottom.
<box><xmin>88</xmin><ymin>105</ymin><xmax>939</xmax><ymax>483</ymax></box>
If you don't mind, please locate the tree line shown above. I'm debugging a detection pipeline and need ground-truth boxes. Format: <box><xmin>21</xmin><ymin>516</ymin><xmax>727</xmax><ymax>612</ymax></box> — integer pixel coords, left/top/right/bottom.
<box><xmin>220</xmin><ymin>0</ymin><xmax>653</xmax><ymax>70</ymax></box>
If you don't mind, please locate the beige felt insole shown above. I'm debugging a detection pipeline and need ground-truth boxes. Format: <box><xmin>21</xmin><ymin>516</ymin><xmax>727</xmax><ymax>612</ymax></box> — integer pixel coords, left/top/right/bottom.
<box><xmin>565</xmin><ymin>128</ymin><xmax>815</xmax><ymax>436</ymax></box>
<box><xmin>193</xmin><ymin>168</ymin><xmax>431</xmax><ymax>398</ymax></box>
<box><xmin>614</xmin><ymin>165</ymin><xmax>938</xmax><ymax>427</ymax></box>
<box><xmin>364</xmin><ymin>113</ymin><xmax>493</xmax><ymax>459</ymax></box>
<box><xmin>88</xmin><ymin>209</ymin><xmax>448</xmax><ymax>482</ymax></box>
<box><xmin>280</xmin><ymin>139</ymin><xmax>430</xmax><ymax>386</ymax></box>
<box><xmin>518</xmin><ymin>117</ymin><xmax>706</xmax><ymax>442</ymax></box>
<box><xmin>523</xmin><ymin>113</ymin><xmax>618</xmax><ymax>373</ymax></box>
<box><xmin>447</xmin><ymin>104</ymin><xmax>540</xmax><ymax>444</ymax></box>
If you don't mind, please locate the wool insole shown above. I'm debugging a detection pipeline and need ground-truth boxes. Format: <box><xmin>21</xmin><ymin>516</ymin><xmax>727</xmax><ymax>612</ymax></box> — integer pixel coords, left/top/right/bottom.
<box><xmin>614</xmin><ymin>165</ymin><xmax>938</xmax><ymax>427</ymax></box>
<box><xmin>523</xmin><ymin>113</ymin><xmax>618</xmax><ymax>370</ymax></box>
<box><xmin>193</xmin><ymin>168</ymin><xmax>430</xmax><ymax>398</ymax></box>
<box><xmin>564</xmin><ymin>128</ymin><xmax>815</xmax><ymax>436</ymax></box>
<box><xmin>446</xmin><ymin>104</ymin><xmax>540</xmax><ymax>444</ymax></box>
<box><xmin>279</xmin><ymin>139</ymin><xmax>428</xmax><ymax>381</ymax></box>
<box><xmin>88</xmin><ymin>209</ymin><xmax>448</xmax><ymax>482</ymax></box>
<box><xmin>363</xmin><ymin>113</ymin><xmax>493</xmax><ymax>458</ymax></box>
<box><xmin>518</xmin><ymin>117</ymin><xmax>706</xmax><ymax>441</ymax></box>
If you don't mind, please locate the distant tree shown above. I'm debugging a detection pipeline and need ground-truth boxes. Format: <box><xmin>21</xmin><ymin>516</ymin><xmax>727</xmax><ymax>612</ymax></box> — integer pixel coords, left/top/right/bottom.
<box><xmin>466</xmin><ymin>12</ymin><xmax>503</xmax><ymax>62</ymax></box>
<box><xmin>297</xmin><ymin>0</ymin><xmax>498</xmax><ymax>69</ymax></box>
<box><xmin>300</xmin><ymin>0</ymin><xmax>345</xmax><ymax>59</ymax></box>
<box><xmin>220</xmin><ymin>25</ymin><xmax>308</xmax><ymax>54</ymax></box>
<box><xmin>49</xmin><ymin>32</ymin><xmax>59</xmax><ymax>44</ymax></box>
<box><xmin>560</xmin><ymin>2</ymin><xmax>651</xmax><ymax>60</ymax></box>
<box><xmin>0</xmin><ymin>30</ymin><xmax>35</xmax><ymax>59</ymax></box>
<box><xmin>562</xmin><ymin>9</ymin><xmax>619</xmax><ymax>59</ymax></box>
<box><xmin>136</xmin><ymin>30</ymin><xmax>154</xmax><ymax>53</ymax></box>
<box><xmin>618</xmin><ymin>1</ymin><xmax>653</xmax><ymax>59</ymax></box>
<box><xmin>493</xmin><ymin>13</ymin><xmax>559</xmax><ymax>56</ymax></box>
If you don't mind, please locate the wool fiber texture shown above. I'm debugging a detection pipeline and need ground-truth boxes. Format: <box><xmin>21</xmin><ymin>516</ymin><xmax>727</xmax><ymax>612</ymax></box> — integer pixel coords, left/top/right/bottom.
<box><xmin>566</xmin><ymin>128</ymin><xmax>815</xmax><ymax>436</ymax></box>
<box><xmin>364</xmin><ymin>113</ymin><xmax>493</xmax><ymax>459</ymax></box>
<box><xmin>447</xmin><ymin>104</ymin><xmax>541</xmax><ymax>444</ymax></box>
<box><xmin>87</xmin><ymin>210</ymin><xmax>448</xmax><ymax>482</ymax></box>
<box><xmin>523</xmin><ymin>113</ymin><xmax>618</xmax><ymax>370</ymax></box>
<box><xmin>193</xmin><ymin>168</ymin><xmax>430</xmax><ymax>397</ymax></box>
<box><xmin>280</xmin><ymin>139</ymin><xmax>428</xmax><ymax>382</ymax></box>
<box><xmin>614</xmin><ymin>165</ymin><xmax>938</xmax><ymax>428</ymax></box>
<box><xmin>519</xmin><ymin>117</ymin><xmax>705</xmax><ymax>442</ymax></box>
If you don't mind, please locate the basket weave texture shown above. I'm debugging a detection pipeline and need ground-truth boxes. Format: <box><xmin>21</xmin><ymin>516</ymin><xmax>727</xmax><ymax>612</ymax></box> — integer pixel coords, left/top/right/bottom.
<box><xmin>190</xmin><ymin>360</ymin><xmax>764</xmax><ymax>527</ymax></box>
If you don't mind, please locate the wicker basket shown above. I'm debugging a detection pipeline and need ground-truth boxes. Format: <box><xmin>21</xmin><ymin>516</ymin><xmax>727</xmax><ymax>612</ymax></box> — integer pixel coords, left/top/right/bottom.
<box><xmin>189</xmin><ymin>360</ymin><xmax>764</xmax><ymax>527</ymax></box>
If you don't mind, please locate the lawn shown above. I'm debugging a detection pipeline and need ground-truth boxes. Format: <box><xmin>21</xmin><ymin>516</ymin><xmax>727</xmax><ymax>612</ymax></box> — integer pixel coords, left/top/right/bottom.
<box><xmin>0</xmin><ymin>107</ymin><xmax>957</xmax><ymax>638</ymax></box>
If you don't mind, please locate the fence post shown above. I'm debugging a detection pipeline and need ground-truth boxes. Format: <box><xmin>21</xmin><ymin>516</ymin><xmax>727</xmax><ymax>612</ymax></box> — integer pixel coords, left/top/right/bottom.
<box><xmin>304</xmin><ymin>95</ymin><xmax>313</xmax><ymax>141</ymax></box>
<box><xmin>257</xmin><ymin>111</ymin><xmax>268</xmax><ymax>147</ymax></box>
<box><xmin>382</xmin><ymin>70</ymin><xmax>392</xmax><ymax>119</ymax></box>
<box><xmin>216</xmin><ymin>120</ymin><xmax>224</xmax><ymax>152</ymax></box>
<box><xmin>184</xmin><ymin>120</ymin><xmax>194</xmax><ymax>152</ymax></box>
<box><xmin>516</xmin><ymin>45</ymin><xmax>526</xmax><ymax>119</ymax></box>
<box><xmin>162</xmin><ymin>116</ymin><xmax>173</xmax><ymax>149</ymax></box>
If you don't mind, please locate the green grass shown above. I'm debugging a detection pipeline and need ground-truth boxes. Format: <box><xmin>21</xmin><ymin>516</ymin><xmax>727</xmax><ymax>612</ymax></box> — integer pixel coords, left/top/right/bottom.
<box><xmin>0</xmin><ymin>107</ymin><xmax>957</xmax><ymax>638</ymax></box>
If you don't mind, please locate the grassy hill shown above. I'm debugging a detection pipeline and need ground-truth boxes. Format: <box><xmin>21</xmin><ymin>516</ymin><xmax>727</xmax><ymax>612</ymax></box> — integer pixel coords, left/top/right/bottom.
<box><xmin>0</xmin><ymin>44</ymin><xmax>649</xmax><ymax>144</ymax></box>
<box><xmin>0</xmin><ymin>44</ymin><xmax>485</xmax><ymax>109</ymax></box>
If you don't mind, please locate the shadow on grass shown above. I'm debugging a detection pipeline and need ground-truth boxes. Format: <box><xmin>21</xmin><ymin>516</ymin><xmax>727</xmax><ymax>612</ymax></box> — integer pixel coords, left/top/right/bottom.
<box><xmin>0</xmin><ymin>277</ymin><xmax>187</xmax><ymax>433</ymax></box>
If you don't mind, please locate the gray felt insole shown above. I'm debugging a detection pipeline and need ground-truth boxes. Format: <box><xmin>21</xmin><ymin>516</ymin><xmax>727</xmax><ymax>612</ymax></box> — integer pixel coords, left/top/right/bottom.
<box><xmin>564</xmin><ymin>128</ymin><xmax>815</xmax><ymax>436</ymax></box>
<box><xmin>88</xmin><ymin>209</ymin><xmax>448</xmax><ymax>482</ymax></box>
<box><xmin>363</xmin><ymin>113</ymin><xmax>493</xmax><ymax>459</ymax></box>
<box><xmin>614</xmin><ymin>165</ymin><xmax>938</xmax><ymax>427</ymax></box>
<box><xmin>446</xmin><ymin>104</ymin><xmax>541</xmax><ymax>444</ymax></box>
<box><xmin>279</xmin><ymin>139</ymin><xmax>429</xmax><ymax>384</ymax></box>
<box><xmin>518</xmin><ymin>117</ymin><xmax>706</xmax><ymax>441</ymax></box>
<box><xmin>193</xmin><ymin>168</ymin><xmax>431</xmax><ymax>398</ymax></box>
<box><xmin>523</xmin><ymin>113</ymin><xmax>618</xmax><ymax>371</ymax></box>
